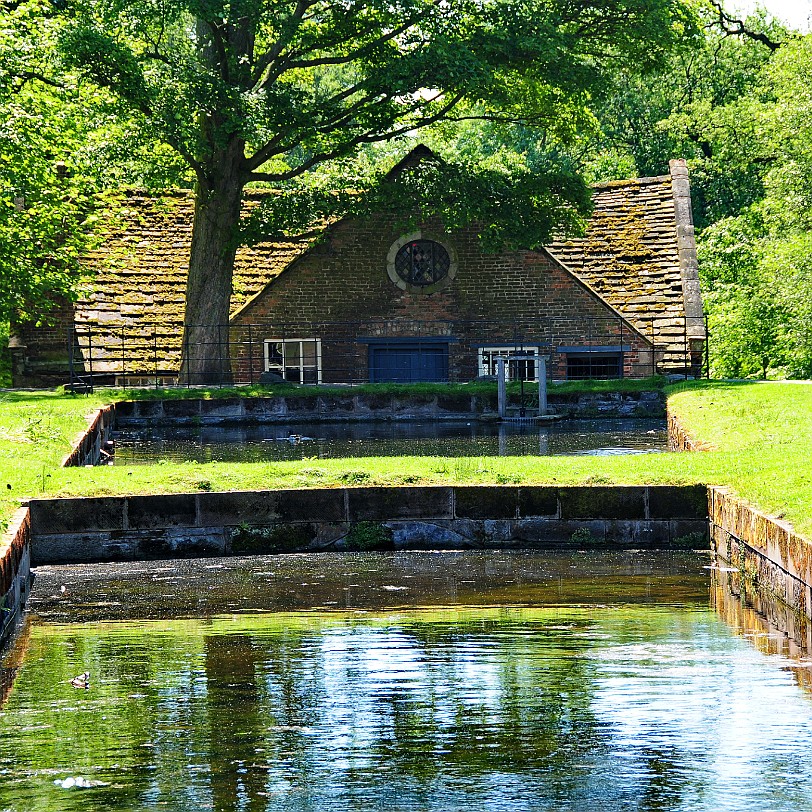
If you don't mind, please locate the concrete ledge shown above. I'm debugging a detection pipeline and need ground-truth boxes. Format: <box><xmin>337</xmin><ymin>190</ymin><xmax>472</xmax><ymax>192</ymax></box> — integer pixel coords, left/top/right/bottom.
<box><xmin>111</xmin><ymin>391</ymin><xmax>666</xmax><ymax>427</ymax></box>
<box><xmin>62</xmin><ymin>404</ymin><xmax>115</xmax><ymax>467</ymax></box>
<box><xmin>28</xmin><ymin>484</ymin><xmax>710</xmax><ymax>564</ymax></box>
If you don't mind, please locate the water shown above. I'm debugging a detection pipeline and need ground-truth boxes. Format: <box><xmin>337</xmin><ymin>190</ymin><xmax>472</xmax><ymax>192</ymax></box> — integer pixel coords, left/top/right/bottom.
<box><xmin>2</xmin><ymin>551</ymin><xmax>812</xmax><ymax>812</ymax></box>
<box><xmin>112</xmin><ymin>418</ymin><xmax>667</xmax><ymax>464</ymax></box>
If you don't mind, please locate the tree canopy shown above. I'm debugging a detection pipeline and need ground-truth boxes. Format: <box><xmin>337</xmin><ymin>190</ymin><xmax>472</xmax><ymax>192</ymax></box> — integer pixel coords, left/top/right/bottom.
<box><xmin>47</xmin><ymin>0</ymin><xmax>698</xmax><ymax>381</ymax></box>
<box><xmin>9</xmin><ymin>0</ymin><xmax>812</xmax><ymax>382</ymax></box>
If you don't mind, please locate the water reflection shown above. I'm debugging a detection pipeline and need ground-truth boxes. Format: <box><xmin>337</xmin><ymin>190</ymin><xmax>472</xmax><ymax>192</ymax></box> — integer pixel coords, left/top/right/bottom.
<box><xmin>112</xmin><ymin>418</ymin><xmax>668</xmax><ymax>464</ymax></box>
<box><xmin>2</xmin><ymin>552</ymin><xmax>812</xmax><ymax>812</ymax></box>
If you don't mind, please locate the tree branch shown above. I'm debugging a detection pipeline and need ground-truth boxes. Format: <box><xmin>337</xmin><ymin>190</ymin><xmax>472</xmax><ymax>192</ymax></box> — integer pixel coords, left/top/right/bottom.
<box><xmin>10</xmin><ymin>71</ymin><xmax>67</xmax><ymax>92</ymax></box>
<box><xmin>709</xmin><ymin>1</ymin><xmax>782</xmax><ymax>51</ymax></box>
<box><xmin>246</xmin><ymin>93</ymin><xmax>464</xmax><ymax>183</ymax></box>
<box><xmin>285</xmin><ymin>6</ymin><xmax>436</xmax><ymax>71</ymax></box>
<box><xmin>251</xmin><ymin>0</ymin><xmax>316</xmax><ymax>89</ymax></box>
<box><xmin>245</xmin><ymin>79</ymin><xmax>378</xmax><ymax>171</ymax></box>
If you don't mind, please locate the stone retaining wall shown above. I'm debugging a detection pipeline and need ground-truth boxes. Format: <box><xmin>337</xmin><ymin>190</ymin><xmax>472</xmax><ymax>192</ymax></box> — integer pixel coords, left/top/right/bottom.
<box><xmin>0</xmin><ymin>509</ymin><xmax>32</xmax><ymax>650</ymax></box>
<box><xmin>28</xmin><ymin>484</ymin><xmax>708</xmax><ymax>564</ymax></box>
<box><xmin>709</xmin><ymin>486</ymin><xmax>812</xmax><ymax>621</ymax></box>
<box><xmin>667</xmin><ymin>409</ymin><xmax>714</xmax><ymax>452</ymax></box>
<box><xmin>668</xmin><ymin>407</ymin><xmax>812</xmax><ymax>624</ymax></box>
<box><xmin>62</xmin><ymin>404</ymin><xmax>115</xmax><ymax>467</ymax></box>
<box><xmin>112</xmin><ymin>391</ymin><xmax>665</xmax><ymax>428</ymax></box>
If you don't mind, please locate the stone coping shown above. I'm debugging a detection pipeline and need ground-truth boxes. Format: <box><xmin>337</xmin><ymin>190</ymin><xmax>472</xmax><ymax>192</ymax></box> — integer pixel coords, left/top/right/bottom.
<box><xmin>29</xmin><ymin>484</ymin><xmax>709</xmax><ymax>534</ymax></box>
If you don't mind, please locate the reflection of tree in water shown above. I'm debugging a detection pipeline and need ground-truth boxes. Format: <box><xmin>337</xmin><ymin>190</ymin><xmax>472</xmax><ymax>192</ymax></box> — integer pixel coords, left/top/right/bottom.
<box><xmin>361</xmin><ymin>618</ymin><xmax>608</xmax><ymax>783</ymax></box>
<box><xmin>242</xmin><ymin>615</ymin><xmax>613</xmax><ymax>807</ymax></box>
<box><xmin>636</xmin><ymin>746</ymin><xmax>695</xmax><ymax>812</ymax></box>
<box><xmin>204</xmin><ymin>634</ymin><xmax>269</xmax><ymax>812</ymax></box>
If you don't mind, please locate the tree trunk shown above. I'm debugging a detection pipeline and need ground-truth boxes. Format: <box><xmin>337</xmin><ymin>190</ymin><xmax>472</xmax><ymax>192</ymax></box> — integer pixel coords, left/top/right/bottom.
<box><xmin>179</xmin><ymin>146</ymin><xmax>246</xmax><ymax>385</ymax></box>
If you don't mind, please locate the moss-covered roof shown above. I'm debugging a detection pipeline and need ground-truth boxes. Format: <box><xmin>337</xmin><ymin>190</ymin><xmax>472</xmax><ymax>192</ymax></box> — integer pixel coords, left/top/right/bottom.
<box><xmin>75</xmin><ymin>191</ymin><xmax>310</xmax><ymax>371</ymax></box>
<box><xmin>547</xmin><ymin>165</ymin><xmax>702</xmax><ymax>362</ymax></box>
<box><xmin>70</xmin><ymin>164</ymin><xmax>701</xmax><ymax>374</ymax></box>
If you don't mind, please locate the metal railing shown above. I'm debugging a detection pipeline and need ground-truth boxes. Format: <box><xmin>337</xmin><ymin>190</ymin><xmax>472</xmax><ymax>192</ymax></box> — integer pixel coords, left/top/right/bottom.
<box><xmin>65</xmin><ymin>315</ymin><xmax>709</xmax><ymax>391</ymax></box>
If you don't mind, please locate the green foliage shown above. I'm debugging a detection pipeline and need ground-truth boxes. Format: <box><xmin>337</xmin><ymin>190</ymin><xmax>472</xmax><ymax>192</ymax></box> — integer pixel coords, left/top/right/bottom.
<box><xmin>695</xmin><ymin>33</ymin><xmax>812</xmax><ymax>379</ymax></box>
<box><xmin>42</xmin><ymin>0</ymin><xmax>700</xmax><ymax>380</ymax></box>
<box><xmin>0</xmin><ymin>322</ymin><xmax>10</xmax><ymax>387</ymax></box>
<box><xmin>0</xmin><ymin>0</ymin><xmax>188</xmax><ymax>325</ymax></box>
<box><xmin>231</xmin><ymin>522</ymin><xmax>315</xmax><ymax>554</ymax></box>
<box><xmin>344</xmin><ymin>521</ymin><xmax>394</xmax><ymax>552</ymax></box>
<box><xmin>587</xmin><ymin>4</ymin><xmax>782</xmax><ymax>226</ymax></box>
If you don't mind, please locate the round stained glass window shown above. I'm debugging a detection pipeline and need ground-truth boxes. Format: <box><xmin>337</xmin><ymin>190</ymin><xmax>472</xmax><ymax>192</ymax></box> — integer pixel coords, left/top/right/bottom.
<box><xmin>394</xmin><ymin>239</ymin><xmax>451</xmax><ymax>287</ymax></box>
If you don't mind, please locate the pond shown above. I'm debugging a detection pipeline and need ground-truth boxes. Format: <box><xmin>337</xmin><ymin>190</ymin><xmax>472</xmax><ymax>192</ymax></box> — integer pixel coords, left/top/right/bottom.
<box><xmin>2</xmin><ymin>551</ymin><xmax>812</xmax><ymax>812</ymax></box>
<box><xmin>112</xmin><ymin>418</ymin><xmax>668</xmax><ymax>464</ymax></box>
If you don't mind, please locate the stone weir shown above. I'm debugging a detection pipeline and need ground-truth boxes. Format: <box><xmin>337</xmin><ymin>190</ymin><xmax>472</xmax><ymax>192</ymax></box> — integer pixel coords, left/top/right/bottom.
<box><xmin>26</xmin><ymin>484</ymin><xmax>709</xmax><ymax>564</ymax></box>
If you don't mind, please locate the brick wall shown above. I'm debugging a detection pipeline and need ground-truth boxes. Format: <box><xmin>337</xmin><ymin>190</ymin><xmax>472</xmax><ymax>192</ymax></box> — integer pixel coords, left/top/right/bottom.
<box><xmin>231</xmin><ymin>215</ymin><xmax>654</xmax><ymax>383</ymax></box>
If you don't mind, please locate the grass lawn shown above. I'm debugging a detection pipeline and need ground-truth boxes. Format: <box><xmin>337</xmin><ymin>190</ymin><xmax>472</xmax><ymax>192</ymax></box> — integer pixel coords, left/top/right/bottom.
<box><xmin>1</xmin><ymin>380</ymin><xmax>810</xmax><ymax>536</ymax></box>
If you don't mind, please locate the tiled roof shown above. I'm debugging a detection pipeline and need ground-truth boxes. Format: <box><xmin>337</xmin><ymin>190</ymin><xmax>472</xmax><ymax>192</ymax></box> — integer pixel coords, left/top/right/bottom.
<box><xmin>70</xmin><ymin>163</ymin><xmax>701</xmax><ymax>373</ymax></box>
<box><xmin>75</xmin><ymin>191</ymin><xmax>309</xmax><ymax>371</ymax></box>
<box><xmin>547</xmin><ymin>166</ymin><xmax>703</xmax><ymax>361</ymax></box>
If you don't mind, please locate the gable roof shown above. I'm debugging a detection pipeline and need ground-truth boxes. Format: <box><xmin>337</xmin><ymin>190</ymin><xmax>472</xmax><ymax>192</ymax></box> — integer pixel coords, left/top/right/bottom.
<box><xmin>64</xmin><ymin>155</ymin><xmax>701</xmax><ymax>374</ymax></box>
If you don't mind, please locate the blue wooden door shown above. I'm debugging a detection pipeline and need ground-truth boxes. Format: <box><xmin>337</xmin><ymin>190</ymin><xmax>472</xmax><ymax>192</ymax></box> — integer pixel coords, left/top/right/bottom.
<box><xmin>369</xmin><ymin>344</ymin><xmax>449</xmax><ymax>383</ymax></box>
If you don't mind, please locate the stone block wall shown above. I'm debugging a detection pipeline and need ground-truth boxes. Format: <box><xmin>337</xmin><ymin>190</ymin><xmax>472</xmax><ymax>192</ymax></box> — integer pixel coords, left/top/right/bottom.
<box><xmin>109</xmin><ymin>391</ymin><xmax>665</xmax><ymax>429</ymax></box>
<box><xmin>709</xmin><ymin>487</ymin><xmax>812</xmax><ymax>621</ymax></box>
<box><xmin>28</xmin><ymin>484</ymin><xmax>709</xmax><ymax>564</ymax></box>
<box><xmin>62</xmin><ymin>404</ymin><xmax>116</xmax><ymax>467</ymax></box>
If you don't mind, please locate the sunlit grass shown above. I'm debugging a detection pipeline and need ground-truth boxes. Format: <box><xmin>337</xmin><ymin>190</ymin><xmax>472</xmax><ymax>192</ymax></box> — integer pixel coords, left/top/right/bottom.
<box><xmin>1</xmin><ymin>381</ymin><xmax>811</xmax><ymax>536</ymax></box>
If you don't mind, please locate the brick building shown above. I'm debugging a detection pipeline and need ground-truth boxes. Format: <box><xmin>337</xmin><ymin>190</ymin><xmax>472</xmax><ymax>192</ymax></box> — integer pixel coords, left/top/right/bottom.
<box><xmin>10</xmin><ymin>148</ymin><xmax>705</xmax><ymax>387</ymax></box>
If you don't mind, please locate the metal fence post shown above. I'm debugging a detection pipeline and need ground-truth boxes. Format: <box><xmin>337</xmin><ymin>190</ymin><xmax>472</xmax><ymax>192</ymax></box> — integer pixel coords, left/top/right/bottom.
<box><xmin>68</xmin><ymin>328</ymin><xmax>75</xmax><ymax>391</ymax></box>
<box><xmin>684</xmin><ymin>316</ymin><xmax>689</xmax><ymax>378</ymax></box>
<box><xmin>87</xmin><ymin>327</ymin><xmax>94</xmax><ymax>393</ymax></box>
<box><xmin>153</xmin><ymin>332</ymin><xmax>158</xmax><ymax>389</ymax></box>
<box><xmin>619</xmin><ymin>317</ymin><xmax>625</xmax><ymax>379</ymax></box>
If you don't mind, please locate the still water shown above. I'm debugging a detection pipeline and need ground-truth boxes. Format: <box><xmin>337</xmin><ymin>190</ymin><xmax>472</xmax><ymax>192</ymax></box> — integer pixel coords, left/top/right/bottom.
<box><xmin>1</xmin><ymin>551</ymin><xmax>812</xmax><ymax>812</ymax></box>
<box><xmin>112</xmin><ymin>418</ymin><xmax>667</xmax><ymax>464</ymax></box>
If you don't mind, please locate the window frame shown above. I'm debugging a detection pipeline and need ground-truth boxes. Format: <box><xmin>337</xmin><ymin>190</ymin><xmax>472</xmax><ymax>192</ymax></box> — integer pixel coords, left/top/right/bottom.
<box><xmin>263</xmin><ymin>337</ymin><xmax>322</xmax><ymax>384</ymax></box>
<box><xmin>565</xmin><ymin>352</ymin><xmax>622</xmax><ymax>380</ymax></box>
<box><xmin>478</xmin><ymin>346</ymin><xmax>540</xmax><ymax>382</ymax></box>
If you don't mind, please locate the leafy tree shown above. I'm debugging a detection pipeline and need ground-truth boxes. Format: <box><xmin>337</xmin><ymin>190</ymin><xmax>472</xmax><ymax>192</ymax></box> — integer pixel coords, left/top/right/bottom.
<box><xmin>0</xmin><ymin>0</ymin><xmax>187</xmax><ymax>331</ymax></box>
<box><xmin>52</xmin><ymin>0</ymin><xmax>698</xmax><ymax>382</ymax></box>
<box><xmin>587</xmin><ymin>2</ymin><xmax>783</xmax><ymax>227</ymax></box>
<box><xmin>0</xmin><ymin>1</ymin><xmax>96</xmax><ymax>325</ymax></box>
<box><xmin>699</xmin><ymin>32</ymin><xmax>812</xmax><ymax>379</ymax></box>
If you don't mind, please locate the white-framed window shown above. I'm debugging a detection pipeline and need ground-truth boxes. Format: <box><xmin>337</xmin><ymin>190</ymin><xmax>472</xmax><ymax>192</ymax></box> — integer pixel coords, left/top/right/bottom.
<box><xmin>264</xmin><ymin>338</ymin><xmax>322</xmax><ymax>384</ymax></box>
<box><xmin>479</xmin><ymin>346</ymin><xmax>540</xmax><ymax>381</ymax></box>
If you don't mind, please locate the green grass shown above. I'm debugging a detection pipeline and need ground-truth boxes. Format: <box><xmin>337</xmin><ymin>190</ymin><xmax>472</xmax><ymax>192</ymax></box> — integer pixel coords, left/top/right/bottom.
<box><xmin>100</xmin><ymin>375</ymin><xmax>667</xmax><ymax>402</ymax></box>
<box><xmin>1</xmin><ymin>380</ymin><xmax>811</xmax><ymax>537</ymax></box>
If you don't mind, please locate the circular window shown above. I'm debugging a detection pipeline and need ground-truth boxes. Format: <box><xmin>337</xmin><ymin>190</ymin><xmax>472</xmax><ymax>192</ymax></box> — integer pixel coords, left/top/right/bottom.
<box><xmin>394</xmin><ymin>239</ymin><xmax>450</xmax><ymax>287</ymax></box>
<box><xmin>386</xmin><ymin>232</ymin><xmax>457</xmax><ymax>293</ymax></box>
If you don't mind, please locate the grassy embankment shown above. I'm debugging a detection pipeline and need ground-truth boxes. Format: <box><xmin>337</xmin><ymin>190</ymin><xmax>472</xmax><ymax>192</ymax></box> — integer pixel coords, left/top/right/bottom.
<box><xmin>0</xmin><ymin>380</ymin><xmax>810</xmax><ymax>535</ymax></box>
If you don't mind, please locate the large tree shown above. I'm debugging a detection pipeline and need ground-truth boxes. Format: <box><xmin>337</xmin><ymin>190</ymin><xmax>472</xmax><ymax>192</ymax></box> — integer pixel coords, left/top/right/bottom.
<box><xmin>55</xmin><ymin>0</ymin><xmax>697</xmax><ymax>382</ymax></box>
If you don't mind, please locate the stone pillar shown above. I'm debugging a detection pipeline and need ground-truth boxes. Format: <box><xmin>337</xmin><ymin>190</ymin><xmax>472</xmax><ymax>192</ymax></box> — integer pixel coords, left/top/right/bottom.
<box><xmin>669</xmin><ymin>159</ymin><xmax>706</xmax><ymax>350</ymax></box>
